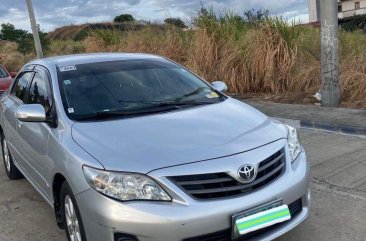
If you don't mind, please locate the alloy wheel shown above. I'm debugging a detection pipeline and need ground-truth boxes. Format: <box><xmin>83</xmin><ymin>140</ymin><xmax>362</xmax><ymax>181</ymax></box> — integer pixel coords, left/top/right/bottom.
<box><xmin>3</xmin><ymin>138</ymin><xmax>10</xmax><ymax>172</ymax></box>
<box><xmin>65</xmin><ymin>195</ymin><xmax>82</xmax><ymax>241</ymax></box>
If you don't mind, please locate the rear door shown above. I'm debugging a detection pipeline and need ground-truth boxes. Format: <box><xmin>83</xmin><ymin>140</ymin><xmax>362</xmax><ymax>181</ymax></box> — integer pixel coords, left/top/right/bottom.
<box><xmin>2</xmin><ymin>69</ymin><xmax>35</xmax><ymax>167</ymax></box>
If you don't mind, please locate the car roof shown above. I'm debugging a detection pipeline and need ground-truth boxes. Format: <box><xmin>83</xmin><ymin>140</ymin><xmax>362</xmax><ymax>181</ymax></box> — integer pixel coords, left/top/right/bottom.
<box><xmin>28</xmin><ymin>53</ymin><xmax>163</xmax><ymax>68</ymax></box>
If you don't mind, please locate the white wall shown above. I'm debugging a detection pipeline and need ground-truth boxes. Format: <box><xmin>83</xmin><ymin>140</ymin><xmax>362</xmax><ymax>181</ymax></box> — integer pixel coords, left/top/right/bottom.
<box><xmin>341</xmin><ymin>0</ymin><xmax>366</xmax><ymax>11</ymax></box>
<box><xmin>339</xmin><ymin>0</ymin><xmax>366</xmax><ymax>18</ymax></box>
<box><xmin>360</xmin><ymin>0</ymin><xmax>366</xmax><ymax>8</ymax></box>
<box><xmin>309</xmin><ymin>0</ymin><xmax>318</xmax><ymax>22</ymax></box>
<box><xmin>342</xmin><ymin>1</ymin><xmax>357</xmax><ymax>11</ymax></box>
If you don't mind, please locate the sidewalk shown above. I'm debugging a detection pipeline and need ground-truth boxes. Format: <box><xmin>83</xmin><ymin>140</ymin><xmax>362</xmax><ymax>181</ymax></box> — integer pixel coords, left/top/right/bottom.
<box><xmin>243</xmin><ymin>100</ymin><xmax>366</xmax><ymax>135</ymax></box>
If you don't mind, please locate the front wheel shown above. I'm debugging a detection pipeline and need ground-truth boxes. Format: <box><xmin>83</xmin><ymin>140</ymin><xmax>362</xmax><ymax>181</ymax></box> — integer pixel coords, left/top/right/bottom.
<box><xmin>1</xmin><ymin>134</ymin><xmax>22</xmax><ymax>179</ymax></box>
<box><xmin>61</xmin><ymin>182</ymin><xmax>87</xmax><ymax>241</ymax></box>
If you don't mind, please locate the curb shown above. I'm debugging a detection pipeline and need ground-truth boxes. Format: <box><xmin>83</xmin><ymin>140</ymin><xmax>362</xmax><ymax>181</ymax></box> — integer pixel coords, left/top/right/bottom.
<box><xmin>300</xmin><ymin>120</ymin><xmax>366</xmax><ymax>136</ymax></box>
<box><xmin>272</xmin><ymin>117</ymin><xmax>366</xmax><ymax>136</ymax></box>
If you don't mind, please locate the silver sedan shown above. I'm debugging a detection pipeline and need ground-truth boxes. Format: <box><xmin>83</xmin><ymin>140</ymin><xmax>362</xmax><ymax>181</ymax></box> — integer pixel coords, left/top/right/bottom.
<box><xmin>0</xmin><ymin>53</ymin><xmax>310</xmax><ymax>241</ymax></box>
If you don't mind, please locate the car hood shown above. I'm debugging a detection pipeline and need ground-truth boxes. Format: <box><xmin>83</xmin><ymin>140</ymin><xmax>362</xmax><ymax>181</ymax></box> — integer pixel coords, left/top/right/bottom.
<box><xmin>72</xmin><ymin>98</ymin><xmax>287</xmax><ymax>173</ymax></box>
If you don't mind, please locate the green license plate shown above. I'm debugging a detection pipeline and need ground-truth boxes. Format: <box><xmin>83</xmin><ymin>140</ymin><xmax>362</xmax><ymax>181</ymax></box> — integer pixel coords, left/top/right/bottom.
<box><xmin>232</xmin><ymin>200</ymin><xmax>291</xmax><ymax>239</ymax></box>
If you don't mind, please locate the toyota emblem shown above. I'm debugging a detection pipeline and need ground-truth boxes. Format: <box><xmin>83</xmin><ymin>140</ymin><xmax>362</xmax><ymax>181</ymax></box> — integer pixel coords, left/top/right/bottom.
<box><xmin>238</xmin><ymin>165</ymin><xmax>257</xmax><ymax>183</ymax></box>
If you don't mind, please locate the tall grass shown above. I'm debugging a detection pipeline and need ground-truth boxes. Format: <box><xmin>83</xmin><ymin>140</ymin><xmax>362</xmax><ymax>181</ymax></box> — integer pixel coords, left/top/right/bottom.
<box><xmin>2</xmin><ymin>10</ymin><xmax>366</xmax><ymax>108</ymax></box>
<box><xmin>82</xmin><ymin>16</ymin><xmax>308</xmax><ymax>95</ymax></box>
<box><xmin>0</xmin><ymin>41</ymin><xmax>34</xmax><ymax>71</ymax></box>
<box><xmin>48</xmin><ymin>39</ymin><xmax>85</xmax><ymax>56</ymax></box>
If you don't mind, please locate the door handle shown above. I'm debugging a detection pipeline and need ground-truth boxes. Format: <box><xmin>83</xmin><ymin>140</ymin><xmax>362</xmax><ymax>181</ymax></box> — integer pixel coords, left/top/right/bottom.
<box><xmin>0</xmin><ymin>99</ymin><xmax>6</xmax><ymax>113</ymax></box>
<box><xmin>16</xmin><ymin>119</ymin><xmax>23</xmax><ymax>128</ymax></box>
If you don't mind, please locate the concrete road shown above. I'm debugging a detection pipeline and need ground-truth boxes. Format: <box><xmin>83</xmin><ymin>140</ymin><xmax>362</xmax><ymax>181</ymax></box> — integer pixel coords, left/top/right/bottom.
<box><xmin>0</xmin><ymin>129</ymin><xmax>366</xmax><ymax>241</ymax></box>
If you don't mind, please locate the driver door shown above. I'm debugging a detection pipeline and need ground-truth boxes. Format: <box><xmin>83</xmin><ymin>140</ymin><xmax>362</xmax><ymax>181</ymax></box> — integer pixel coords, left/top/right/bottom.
<box><xmin>16</xmin><ymin>65</ymin><xmax>54</xmax><ymax>199</ymax></box>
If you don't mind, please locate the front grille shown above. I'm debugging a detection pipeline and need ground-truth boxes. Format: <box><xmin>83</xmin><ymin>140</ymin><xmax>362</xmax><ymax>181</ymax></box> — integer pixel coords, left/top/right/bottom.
<box><xmin>0</xmin><ymin>90</ymin><xmax>4</xmax><ymax>96</ymax></box>
<box><xmin>169</xmin><ymin>148</ymin><xmax>286</xmax><ymax>200</ymax></box>
<box><xmin>183</xmin><ymin>198</ymin><xmax>303</xmax><ymax>241</ymax></box>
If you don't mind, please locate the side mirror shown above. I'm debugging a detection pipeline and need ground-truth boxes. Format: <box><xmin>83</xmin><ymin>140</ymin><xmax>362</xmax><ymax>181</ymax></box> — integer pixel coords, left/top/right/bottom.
<box><xmin>9</xmin><ymin>72</ymin><xmax>17</xmax><ymax>79</ymax></box>
<box><xmin>16</xmin><ymin>104</ymin><xmax>46</xmax><ymax>122</ymax></box>
<box><xmin>212</xmin><ymin>81</ymin><xmax>228</xmax><ymax>93</ymax></box>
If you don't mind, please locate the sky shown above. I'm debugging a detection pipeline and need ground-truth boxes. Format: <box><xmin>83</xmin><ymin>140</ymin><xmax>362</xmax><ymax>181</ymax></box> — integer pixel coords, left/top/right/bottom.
<box><xmin>0</xmin><ymin>0</ymin><xmax>310</xmax><ymax>32</ymax></box>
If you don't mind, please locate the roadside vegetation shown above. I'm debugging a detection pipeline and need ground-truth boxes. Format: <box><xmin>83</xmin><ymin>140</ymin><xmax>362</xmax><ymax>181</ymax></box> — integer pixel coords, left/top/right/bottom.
<box><xmin>1</xmin><ymin>7</ymin><xmax>366</xmax><ymax>108</ymax></box>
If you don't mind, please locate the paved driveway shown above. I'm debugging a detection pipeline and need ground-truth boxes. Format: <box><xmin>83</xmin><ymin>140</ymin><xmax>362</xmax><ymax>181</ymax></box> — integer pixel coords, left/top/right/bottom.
<box><xmin>0</xmin><ymin>129</ymin><xmax>366</xmax><ymax>241</ymax></box>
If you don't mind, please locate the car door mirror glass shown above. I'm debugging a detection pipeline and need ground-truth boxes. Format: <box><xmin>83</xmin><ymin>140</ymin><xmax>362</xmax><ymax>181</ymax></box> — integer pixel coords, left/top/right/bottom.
<box><xmin>16</xmin><ymin>104</ymin><xmax>46</xmax><ymax>122</ymax></box>
<box><xmin>211</xmin><ymin>81</ymin><xmax>228</xmax><ymax>93</ymax></box>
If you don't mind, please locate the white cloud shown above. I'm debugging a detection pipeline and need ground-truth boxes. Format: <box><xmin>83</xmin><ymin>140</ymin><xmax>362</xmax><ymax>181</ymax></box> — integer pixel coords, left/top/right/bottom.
<box><xmin>0</xmin><ymin>0</ymin><xmax>309</xmax><ymax>32</ymax></box>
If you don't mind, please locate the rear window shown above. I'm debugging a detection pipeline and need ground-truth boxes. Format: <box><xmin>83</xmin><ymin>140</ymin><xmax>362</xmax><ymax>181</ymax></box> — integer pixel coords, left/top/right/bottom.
<box><xmin>0</xmin><ymin>66</ymin><xmax>9</xmax><ymax>78</ymax></box>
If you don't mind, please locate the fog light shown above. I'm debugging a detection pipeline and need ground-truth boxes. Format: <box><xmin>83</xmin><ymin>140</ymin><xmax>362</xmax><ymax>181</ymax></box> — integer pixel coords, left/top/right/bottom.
<box><xmin>114</xmin><ymin>233</ymin><xmax>138</xmax><ymax>241</ymax></box>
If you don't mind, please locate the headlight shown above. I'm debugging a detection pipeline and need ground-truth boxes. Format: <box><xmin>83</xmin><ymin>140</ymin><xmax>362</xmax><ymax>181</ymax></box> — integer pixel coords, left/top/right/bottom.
<box><xmin>285</xmin><ymin>125</ymin><xmax>302</xmax><ymax>162</ymax></box>
<box><xmin>83</xmin><ymin>166</ymin><xmax>171</xmax><ymax>201</ymax></box>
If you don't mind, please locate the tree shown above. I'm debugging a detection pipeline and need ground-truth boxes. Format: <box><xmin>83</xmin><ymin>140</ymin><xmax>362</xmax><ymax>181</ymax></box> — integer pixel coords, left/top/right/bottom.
<box><xmin>16</xmin><ymin>35</ymin><xmax>33</xmax><ymax>54</ymax></box>
<box><xmin>114</xmin><ymin>14</ymin><xmax>135</xmax><ymax>23</ymax></box>
<box><xmin>0</xmin><ymin>23</ymin><xmax>50</xmax><ymax>55</ymax></box>
<box><xmin>38</xmin><ymin>25</ymin><xmax>51</xmax><ymax>53</ymax></box>
<box><xmin>164</xmin><ymin>18</ymin><xmax>187</xmax><ymax>28</ymax></box>
<box><xmin>0</xmin><ymin>23</ymin><xmax>28</xmax><ymax>42</ymax></box>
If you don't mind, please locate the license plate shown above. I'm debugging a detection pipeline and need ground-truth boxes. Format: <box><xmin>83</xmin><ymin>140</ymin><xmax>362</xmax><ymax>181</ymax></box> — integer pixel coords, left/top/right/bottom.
<box><xmin>232</xmin><ymin>200</ymin><xmax>291</xmax><ymax>239</ymax></box>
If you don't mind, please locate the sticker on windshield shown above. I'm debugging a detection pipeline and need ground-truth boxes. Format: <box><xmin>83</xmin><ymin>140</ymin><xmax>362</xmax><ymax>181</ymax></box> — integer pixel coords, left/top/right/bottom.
<box><xmin>206</xmin><ymin>91</ymin><xmax>219</xmax><ymax>98</ymax></box>
<box><xmin>64</xmin><ymin>80</ymin><xmax>71</xmax><ymax>85</ymax></box>
<box><xmin>68</xmin><ymin>108</ymin><xmax>75</xmax><ymax>113</ymax></box>
<box><xmin>59</xmin><ymin>66</ymin><xmax>77</xmax><ymax>72</ymax></box>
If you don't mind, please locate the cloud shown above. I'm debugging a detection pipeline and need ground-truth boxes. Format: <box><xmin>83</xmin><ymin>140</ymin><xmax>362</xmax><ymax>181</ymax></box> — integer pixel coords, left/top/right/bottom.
<box><xmin>0</xmin><ymin>0</ymin><xmax>309</xmax><ymax>32</ymax></box>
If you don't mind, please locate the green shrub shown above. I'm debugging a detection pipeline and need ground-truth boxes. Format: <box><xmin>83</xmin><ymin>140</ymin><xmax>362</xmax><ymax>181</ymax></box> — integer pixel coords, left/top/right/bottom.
<box><xmin>114</xmin><ymin>14</ymin><xmax>135</xmax><ymax>23</ymax></box>
<box><xmin>164</xmin><ymin>18</ymin><xmax>187</xmax><ymax>29</ymax></box>
<box><xmin>340</xmin><ymin>15</ymin><xmax>366</xmax><ymax>32</ymax></box>
<box><xmin>0</xmin><ymin>23</ymin><xmax>28</xmax><ymax>42</ymax></box>
<box><xmin>0</xmin><ymin>23</ymin><xmax>50</xmax><ymax>55</ymax></box>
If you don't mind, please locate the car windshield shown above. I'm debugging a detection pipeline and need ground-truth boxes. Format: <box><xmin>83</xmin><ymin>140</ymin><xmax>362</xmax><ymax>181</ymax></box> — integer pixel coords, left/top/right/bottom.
<box><xmin>57</xmin><ymin>58</ymin><xmax>224</xmax><ymax>120</ymax></box>
<box><xmin>0</xmin><ymin>66</ymin><xmax>9</xmax><ymax>78</ymax></box>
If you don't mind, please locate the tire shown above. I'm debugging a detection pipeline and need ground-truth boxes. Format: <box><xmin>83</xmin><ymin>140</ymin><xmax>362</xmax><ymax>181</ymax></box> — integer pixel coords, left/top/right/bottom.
<box><xmin>61</xmin><ymin>182</ymin><xmax>87</xmax><ymax>241</ymax></box>
<box><xmin>1</xmin><ymin>133</ymin><xmax>23</xmax><ymax>179</ymax></box>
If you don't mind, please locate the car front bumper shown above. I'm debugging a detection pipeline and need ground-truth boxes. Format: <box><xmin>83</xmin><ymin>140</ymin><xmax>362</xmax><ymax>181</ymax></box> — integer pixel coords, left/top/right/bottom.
<box><xmin>76</xmin><ymin>141</ymin><xmax>310</xmax><ymax>241</ymax></box>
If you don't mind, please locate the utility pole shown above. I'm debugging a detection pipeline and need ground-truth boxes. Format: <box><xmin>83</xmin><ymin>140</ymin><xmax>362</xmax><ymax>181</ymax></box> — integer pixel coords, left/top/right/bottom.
<box><xmin>320</xmin><ymin>0</ymin><xmax>340</xmax><ymax>107</ymax></box>
<box><xmin>26</xmin><ymin>0</ymin><xmax>43</xmax><ymax>58</ymax></box>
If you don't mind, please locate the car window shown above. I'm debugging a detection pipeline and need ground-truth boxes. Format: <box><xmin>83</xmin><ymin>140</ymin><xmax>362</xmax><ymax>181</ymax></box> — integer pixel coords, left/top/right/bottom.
<box><xmin>0</xmin><ymin>66</ymin><xmax>9</xmax><ymax>78</ymax></box>
<box><xmin>28</xmin><ymin>72</ymin><xmax>51</xmax><ymax>113</ymax></box>
<box><xmin>12</xmin><ymin>72</ymin><xmax>34</xmax><ymax>102</ymax></box>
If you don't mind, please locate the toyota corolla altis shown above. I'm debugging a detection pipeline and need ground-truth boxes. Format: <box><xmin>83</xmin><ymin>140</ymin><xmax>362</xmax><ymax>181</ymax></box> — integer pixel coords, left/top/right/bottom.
<box><xmin>0</xmin><ymin>53</ymin><xmax>310</xmax><ymax>241</ymax></box>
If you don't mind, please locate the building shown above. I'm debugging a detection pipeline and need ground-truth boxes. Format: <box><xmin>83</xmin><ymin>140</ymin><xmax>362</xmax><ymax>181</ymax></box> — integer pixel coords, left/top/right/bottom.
<box><xmin>309</xmin><ymin>0</ymin><xmax>321</xmax><ymax>23</ymax></box>
<box><xmin>338</xmin><ymin>0</ymin><xmax>366</xmax><ymax>19</ymax></box>
<box><xmin>309</xmin><ymin>0</ymin><xmax>366</xmax><ymax>23</ymax></box>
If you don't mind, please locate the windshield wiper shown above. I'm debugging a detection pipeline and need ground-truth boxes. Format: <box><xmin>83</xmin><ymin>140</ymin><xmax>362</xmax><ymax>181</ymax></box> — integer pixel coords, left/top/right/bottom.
<box><xmin>175</xmin><ymin>87</ymin><xmax>211</xmax><ymax>102</ymax></box>
<box><xmin>118</xmin><ymin>100</ymin><xmax>218</xmax><ymax>107</ymax></box>
<box><xmin>75</xmin><ymin>105</ymin><xmax>180</xmax><ymax>121</ymax></box>
<box><xmin>76</xmin><ymin>101</ymin><xmax>218</xmax><ymax>121</ymax></box>
<box><xmin>152</xmin><ymin>100</ymin><xmax>217</xmax><ymax>107</ymax></box>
